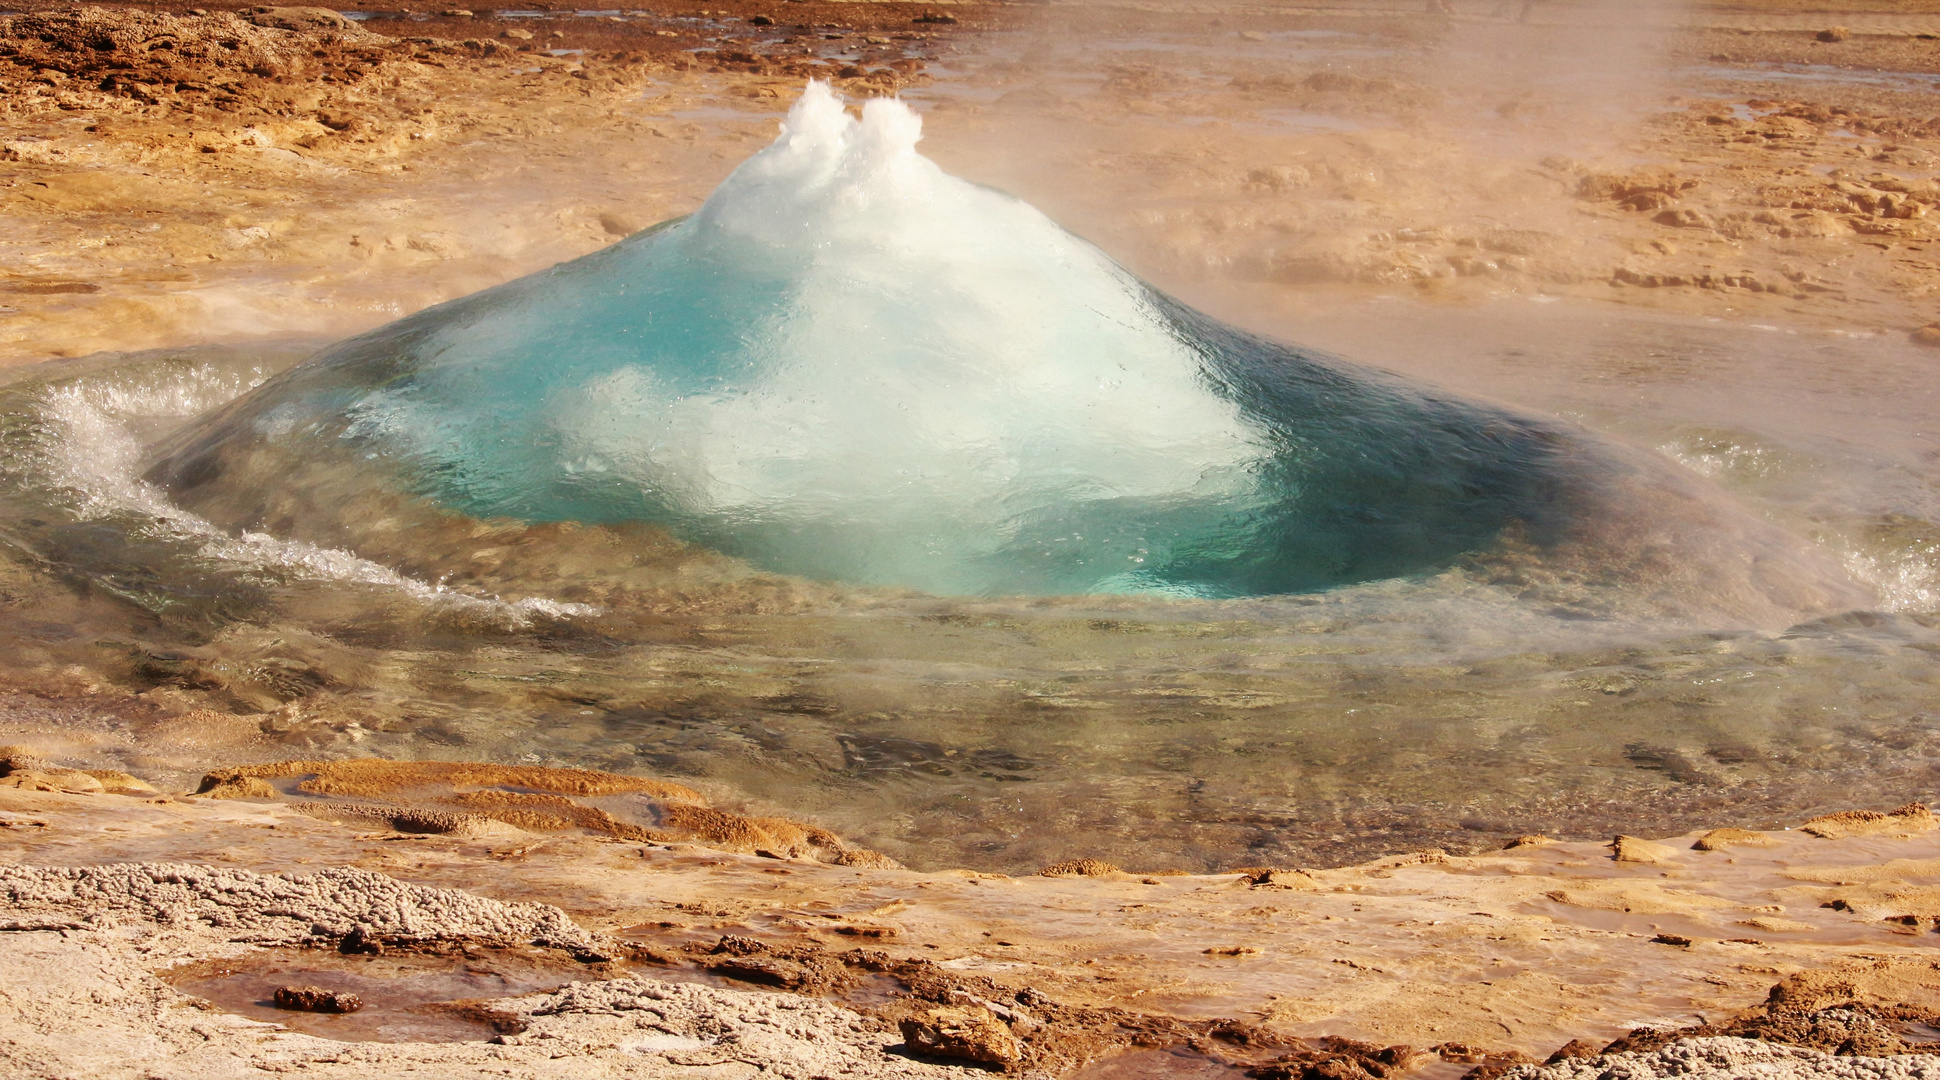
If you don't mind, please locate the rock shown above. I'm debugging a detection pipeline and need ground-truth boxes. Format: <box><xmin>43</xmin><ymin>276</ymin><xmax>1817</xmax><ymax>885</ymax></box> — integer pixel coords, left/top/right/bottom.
<box><xmin>441</xmin><ymin>9</ymin><xmax>475</xmax><ymax>17</ymax></box>
<box><xmin>1545</xmin><ymin>1039</ymin><xmax>1602</xmax><ymax>1063</ymax></box>
<box><xmin>1038</xmin><ymin>858</ymin><xmax>1119</xmax><ymax>877</ymax></box>
<box><xmin>1256</xmin><ymin>1036</ymin><xmax>1422</xmax><ymax>1080</ymax></box>
<box><xmin>0</xmin><ymin>750</ymin><xmax>109</xmax><ymax>795</ymax></box>
<box><xmin>898</xmin><ymin>1007</ymin><xmax>1021</xmax><ymax>1065</ymax></box>
<box><xmin>192</xmin><ymin>773</ymin><xmax>278</xmax><ymax>800</ymax></box>
<box><xmin>1912</xmin><ymin>325</ymin><xmax>1940</xmax><ymax>348</ymax></box>
<box><xmin>501</xmin><ymin>28</ymin><xmax>534</xmax><ymax>40</ymax></box>
<box><xmin>86</xmin><ymin>771</ymin><xmax>160</xmax><ymax>797</ymax></box>
<box><xmin>1576</xmin><ymin>171</ymin><xmax>1698</xmax><ymax>211</ymax></box>
<box><xmin>749</xmin><ymin>14</ymin><xmax>774</xmax><ymax>25</ymax></box>
<box><xmin>242</xmin><ymin>6</ymin><xmax>350</xmax><ymax>31</ymax></box>
<box><xmin>1614</xmin><ymin>269</ymin><xmax>1661</xmax><ymax>286</ymax></box>
<box><xmin>1756</xmin><ymin>115</ymin><xmax>1817</xmax><ymax>140</ymax></box>
<box><xmin>1780</xmin><ymin>210</ymin><xmax>1849</xmax><ymax>238</ymax></box>
<box><xmin>315</xmin><ymin>109</ymin><xmax>361</xmax><ymax>133</ymax></box>
<box><xmin>1800</xmin><ymin>803</ymin><xmax>1936</xmax><ymax>839</ymax></box>
<box><xmin>1503</xmin><ymin>834</ymin><xmax>1553</xmax><ymax>849</ymax></box>
<box><xmin>913</xmin><ymin>12</ymin><xmax>957</xmax><ymax>24</ymax></box>
<box><xmin>1245</xmin><ymin>868</ymin><xmax>1321</xmax><ymax>890</ymax></box>
<box><xmin>1204</xmin><ymin>944</ymin><xmax>1261</xmax><ymax>956</ymax></box>
<box><xmin>1653</xmin><ymin>208</ymin><xmax>1714</xmax><ymax>229</ymax></box>
<box><xmin>1651</xmin><ymin>933</ymin><xmax>1694</xmax><ymax>947</ymax></box>
<box><xmin>0</xmin><ymin>746</ymin><xmax>53</xmax><ymax>776</ymax></box>
<box><xmin>1693</xmin><ymin>828</ymin><xmax>1778</xmax><ymax>851</ymax></box>
<box><xmin>1612</xmin><ymin>835</ymin><xmax>1680</xmax><ymax>864</ymax></box>
<box><xmin>272</xmin><ymin>985</ymin><xmax>363</xmax><ymax>1013</ymax></box>
<box><xmin>1</xmin><ymin>769</ymin><xmax>104</xmax><ymax>795</ymax></box>
<box><xmin>1817</xmin><ymin>27</ymin><xmax>1850</xmax><ymax>43</ymax></box>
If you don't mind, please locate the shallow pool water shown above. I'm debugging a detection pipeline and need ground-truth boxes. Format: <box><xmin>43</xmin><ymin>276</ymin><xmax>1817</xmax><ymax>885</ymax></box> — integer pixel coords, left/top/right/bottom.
<box><xmin>165</xmin><ymin>946</ymin><xmax>593</xmax><ymax>1042</ymax></box>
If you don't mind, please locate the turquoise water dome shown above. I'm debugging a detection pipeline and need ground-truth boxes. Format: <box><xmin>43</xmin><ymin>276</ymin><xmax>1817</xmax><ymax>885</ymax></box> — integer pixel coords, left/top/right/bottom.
<box><xmin>148</xmin><ymin>83</ymin><xmax>1584</xmax><ymax>599</ymax></box>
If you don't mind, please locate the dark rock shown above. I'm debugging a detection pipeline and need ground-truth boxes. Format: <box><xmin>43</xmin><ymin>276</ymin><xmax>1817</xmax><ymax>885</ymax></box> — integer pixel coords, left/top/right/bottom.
<box><xmin>1255</xmin><ymin>1036</ymin><xmax>1421</xmax><ymax>1080</ymax></box>
<box><xmin>339</xmin><ymin>925</ymin><xmax>385</xmax><ymax>955</ymax></box>
<box><xmin>1544</xmin><ymin>1040</ymin><xmax>1602</xmax><ymax>1064</ymax></box>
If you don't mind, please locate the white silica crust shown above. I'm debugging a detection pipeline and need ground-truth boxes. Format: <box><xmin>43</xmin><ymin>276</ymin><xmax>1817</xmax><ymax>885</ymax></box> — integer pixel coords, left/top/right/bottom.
<box><xmin>1504</xmin><ymin>1038</ymin><xmax>1940</xmax><ymax>1080</ymax></box>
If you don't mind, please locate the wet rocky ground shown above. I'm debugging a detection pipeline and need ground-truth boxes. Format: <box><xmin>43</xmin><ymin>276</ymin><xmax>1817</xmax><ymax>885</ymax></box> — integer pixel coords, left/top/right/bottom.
<box><xmin>8</xmin><ymin>752</ymin><xmax>1940</xmax><ymax>1077</ymax></box>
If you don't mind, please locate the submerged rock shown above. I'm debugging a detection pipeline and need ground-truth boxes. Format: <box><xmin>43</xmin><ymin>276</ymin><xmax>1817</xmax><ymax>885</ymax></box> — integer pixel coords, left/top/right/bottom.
<box><xmin>272</xmin><ymin>985</ymin><xmax>362</xmax><ymax>1013</ymax></box>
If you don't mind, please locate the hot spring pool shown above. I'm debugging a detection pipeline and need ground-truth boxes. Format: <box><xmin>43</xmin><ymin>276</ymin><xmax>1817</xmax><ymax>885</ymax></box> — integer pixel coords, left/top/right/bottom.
<box><xmin>0</xmin><ymin>85</ymin><xmax>1934</xmax><ymax>872</ymax></box>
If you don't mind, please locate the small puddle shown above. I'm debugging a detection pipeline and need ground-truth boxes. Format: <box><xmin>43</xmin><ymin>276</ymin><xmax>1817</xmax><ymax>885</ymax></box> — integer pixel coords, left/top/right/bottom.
<box><xmin>167</xmin><ymin>935</ymin><xmax>917</xmax><ymax>1043</ymax></box>
<box><xmin>165</xmin><ymin>945</ymin><xmax>610</xmax><ymax>1042</ymax></box>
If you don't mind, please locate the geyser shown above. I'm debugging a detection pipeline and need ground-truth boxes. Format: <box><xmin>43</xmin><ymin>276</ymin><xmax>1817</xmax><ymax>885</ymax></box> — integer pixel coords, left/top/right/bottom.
<box><xmin>148</xmin><ymin>82</ymin><xmax>1583</xmax><ymax>598</ymax></box>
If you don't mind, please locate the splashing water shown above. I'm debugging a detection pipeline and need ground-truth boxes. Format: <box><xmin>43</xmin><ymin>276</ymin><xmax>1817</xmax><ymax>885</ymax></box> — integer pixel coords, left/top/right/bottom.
<box><xmin>10</xmin><ymin>360</ymin><xmax>598</xmax><ymax>628</ymax></box>
<box><xmin>146</xmin><ymin>82</ymin><xmax>1585</xmax><ymax>599</ymax></box>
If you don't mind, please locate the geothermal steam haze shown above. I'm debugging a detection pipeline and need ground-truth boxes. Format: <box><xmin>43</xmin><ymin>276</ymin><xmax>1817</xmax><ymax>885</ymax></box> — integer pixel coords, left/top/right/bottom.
<box><xmin>912</xmin><ymin>0</ymin><xmax>1695</xmax><ymax>316</ymax></box>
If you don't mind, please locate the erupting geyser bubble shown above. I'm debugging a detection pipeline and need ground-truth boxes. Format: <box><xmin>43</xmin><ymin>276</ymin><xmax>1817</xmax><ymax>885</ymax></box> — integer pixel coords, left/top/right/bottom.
<box><xmin>149</xmin><ymin>83</ymin><xmax>1598</xmax><ymax>597</ymax></box>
